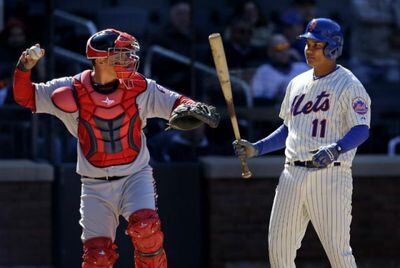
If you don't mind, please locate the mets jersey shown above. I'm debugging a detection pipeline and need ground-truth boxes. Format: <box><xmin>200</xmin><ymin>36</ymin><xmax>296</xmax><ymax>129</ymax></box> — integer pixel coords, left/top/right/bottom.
<box><xmin>279</xmin><ymin>65</ymin><xmax>371</xmax><ymax>166</ymax></box>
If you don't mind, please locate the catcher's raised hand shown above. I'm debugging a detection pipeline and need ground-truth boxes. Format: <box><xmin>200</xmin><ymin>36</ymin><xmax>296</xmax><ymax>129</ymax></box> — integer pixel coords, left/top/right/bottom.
<box><xmin>17</xmin><ymin>44</ymin><xmax>45</xmax><ymax>71</ymax></box>
<box><xmin>232</xmin><ymin>139</ymin><xmax>259</xmax><ymax>158</ymax></box>
<box><xmin>167</xmin><ymin>102</ymin><xmax>220</xmax><ymax>131</ymax></box>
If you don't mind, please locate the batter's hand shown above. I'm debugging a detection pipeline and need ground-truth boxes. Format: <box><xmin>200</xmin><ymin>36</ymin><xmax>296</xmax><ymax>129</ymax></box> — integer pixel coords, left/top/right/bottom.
<box><xmin>17</xmin><ymin>44</ymin><xmax>45</xmax><ymax>71</ymax></box>
<box><xmin>232</xmin><ymin>139</ymin><xmax>258</xmax><ymax>158</ymax></box>
<box><xmin>311</xmin><ymin>143</ymin><xmax>340</xmax><ymax>168</ymax></box>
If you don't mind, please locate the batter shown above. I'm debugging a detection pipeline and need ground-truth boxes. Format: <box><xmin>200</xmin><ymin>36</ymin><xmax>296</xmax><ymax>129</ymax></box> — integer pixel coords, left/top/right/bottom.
<box><xmin>233</xmin><ymin>18</ymin><xmax>371</xmax><ymax>268</ymax></box>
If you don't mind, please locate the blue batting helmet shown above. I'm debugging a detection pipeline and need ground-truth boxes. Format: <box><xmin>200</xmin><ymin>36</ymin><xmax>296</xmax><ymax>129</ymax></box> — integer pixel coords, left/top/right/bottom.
<box><xmin>299</xmin><ymin>18</ymin><xmax>343</xmax><ymax>60</ymax></box>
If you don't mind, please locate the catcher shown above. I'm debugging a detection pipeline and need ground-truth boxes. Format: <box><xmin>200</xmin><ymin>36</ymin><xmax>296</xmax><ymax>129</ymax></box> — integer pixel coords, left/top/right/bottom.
<box><xmin>13</xmin><ymin>28</ymin><xmax>219</xmax><ymax>268</ymax></box>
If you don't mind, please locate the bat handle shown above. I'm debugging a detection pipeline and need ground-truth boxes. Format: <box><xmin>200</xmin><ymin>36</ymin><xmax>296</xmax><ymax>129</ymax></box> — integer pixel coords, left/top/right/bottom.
<box><xmin>239</xmin><ymin>157</ymin><xmax>252</xmax><ymax>179</ymax></box>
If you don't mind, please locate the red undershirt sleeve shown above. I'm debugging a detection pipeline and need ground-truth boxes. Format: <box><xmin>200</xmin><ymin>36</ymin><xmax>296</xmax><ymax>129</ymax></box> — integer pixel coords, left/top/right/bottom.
<box><xmin>13</xmin><ymin>68</ymin><xmax>36</xmax><ymax>112</ymax></box>
<box><xmin>171</xmin><ymin>95</ymin><xmax>194</xmax><ymax>111</ymax></box>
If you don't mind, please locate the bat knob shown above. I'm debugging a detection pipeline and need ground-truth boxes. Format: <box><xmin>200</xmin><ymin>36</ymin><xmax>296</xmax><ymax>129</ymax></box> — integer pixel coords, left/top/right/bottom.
<box><xmin>239</xmin><ymin>156</ymin><xmax>252</xmax><ymax>179</ymax></box>
<box><xmin>242</xmin><ymin>170</ymin><xmax>252</xmax><ymax>179</ymax></box>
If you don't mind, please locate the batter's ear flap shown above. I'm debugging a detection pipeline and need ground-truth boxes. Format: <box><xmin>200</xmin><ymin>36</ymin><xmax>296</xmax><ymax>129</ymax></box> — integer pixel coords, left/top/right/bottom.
<box><xmin>51</xmin><ymin>86</ymin><xmax>78</xmax><ymax>113</ymax></box>
<box><xmin>325</xmin><ymin>36</ymin><xmax>343</xmax><ymax>59</ymax></box>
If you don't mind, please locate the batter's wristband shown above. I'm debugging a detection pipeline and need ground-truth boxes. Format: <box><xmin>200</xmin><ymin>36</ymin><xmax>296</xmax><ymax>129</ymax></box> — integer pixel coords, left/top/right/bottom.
<box><xmin>253</xmin><ymin>142</ymin><xmax>262</xmax><ymax>156</ymax></box>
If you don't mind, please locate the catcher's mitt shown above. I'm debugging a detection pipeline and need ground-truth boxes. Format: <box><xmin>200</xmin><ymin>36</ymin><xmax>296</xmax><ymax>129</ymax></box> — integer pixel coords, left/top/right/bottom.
<box><xmin>167</xmin><ymin>102</ymin><xmax>220</xmax><ymax>131</ymax></box>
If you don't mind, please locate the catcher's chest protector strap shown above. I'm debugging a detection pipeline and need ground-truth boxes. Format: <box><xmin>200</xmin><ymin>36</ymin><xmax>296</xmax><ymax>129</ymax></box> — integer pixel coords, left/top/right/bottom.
<box><xmin>73</xmin><ymin>70</ymin><xmax>147</xmax><ymax>167</ymax></box>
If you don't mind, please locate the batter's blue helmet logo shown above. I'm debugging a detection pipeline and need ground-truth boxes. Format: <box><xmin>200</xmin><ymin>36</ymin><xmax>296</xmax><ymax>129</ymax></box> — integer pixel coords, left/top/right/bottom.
<box><xmin>299</xmin><ymin>18</ymin><xmax>344</xmax><ymax>60</ymax></box>
<box><xmin>308</xmin><ymin>20</ymin><xmax>317</xmax><ymax>32</ymax></box>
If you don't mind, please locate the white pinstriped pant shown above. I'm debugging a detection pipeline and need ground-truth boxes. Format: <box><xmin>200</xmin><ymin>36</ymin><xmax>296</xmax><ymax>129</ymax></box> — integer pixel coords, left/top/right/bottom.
<box><xmin>268</xmin><ymin>165</ymin><xmax>357</xmax><ymax>268</ymax></box>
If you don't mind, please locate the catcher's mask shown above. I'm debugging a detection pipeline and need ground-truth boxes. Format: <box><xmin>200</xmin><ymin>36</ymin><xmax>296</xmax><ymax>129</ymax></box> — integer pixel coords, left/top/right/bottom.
<box><xmin>86</xmin><ymin>28</ymin><xmax>140</xmax><ymax>88</ymax></box>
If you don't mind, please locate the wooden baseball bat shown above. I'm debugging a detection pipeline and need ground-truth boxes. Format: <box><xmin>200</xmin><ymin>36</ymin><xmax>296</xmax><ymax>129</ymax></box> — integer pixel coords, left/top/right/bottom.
<box><xmin>208</xmin><ymin>33</ymin><xmax>252</xmax><ymax>179</ymax></box>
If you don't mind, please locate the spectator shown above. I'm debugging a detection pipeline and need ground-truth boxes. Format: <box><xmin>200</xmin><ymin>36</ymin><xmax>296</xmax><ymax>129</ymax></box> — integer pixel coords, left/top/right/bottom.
<box><xmin>0</xmin><ymin>19</ymin><xmax>44</xmax><ymax>158</ymax></box>
<box><xmin>230</xmin><ymin>0</ymin><xmax>275</xmax><ymax>48</ymax></box>
<box><xmin>279</xmin><ymin>9</ymin><xmax>306</xmax><ymax>59</ymax></box>
<box><xmin>149</xmin><ymin>125</ymin><xmax>212</xmax><ymax>162</ymax></box>
<box><xmin>0</xmin><ymin>18</ymin><xmax>45</xmax><ymax>106</ymax></box>
<box><xmin>147</xmin><ymin>0</ymin><xmax>206</xmax><ymax>96</ymax></box>
<box><xmin>223</xmin><ymin>19</ymin><xmax>263</xmax><ymax>70</ymax></box>
<box><xmin>251</xmin><ymin>33</ymin><xmax>309</xmax><ymax>106</ymax></box>
<box><xmin>292</xmin><ymin>0</ymin><xmax>317</xmax><ymax>23</ymax></box>
<box><xmin>350</xmin><ymin>0</ymin><xmax>400</xmax><ymax>83</ymax></box>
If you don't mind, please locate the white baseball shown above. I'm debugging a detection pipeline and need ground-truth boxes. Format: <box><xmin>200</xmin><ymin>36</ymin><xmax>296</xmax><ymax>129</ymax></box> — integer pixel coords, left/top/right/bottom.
<box><xmin>28</xmin><ymin>46</ymin><xmax>42</xmax><ymax>60</ymax></box>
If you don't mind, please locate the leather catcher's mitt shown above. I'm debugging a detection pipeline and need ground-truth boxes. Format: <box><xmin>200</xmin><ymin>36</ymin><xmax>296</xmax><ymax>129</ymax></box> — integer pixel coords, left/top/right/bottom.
<box><xmin>168</xmin><ymin>102</ymin><xmax>220</xmax><ymax>131</ymax></box>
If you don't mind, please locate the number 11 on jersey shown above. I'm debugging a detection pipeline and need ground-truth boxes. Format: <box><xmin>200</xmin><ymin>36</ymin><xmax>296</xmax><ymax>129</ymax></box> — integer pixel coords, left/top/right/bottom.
<box><xmin>312</xmin><ymin>119</ymin><xmax>326</xmax><ymax>137</ymax></box>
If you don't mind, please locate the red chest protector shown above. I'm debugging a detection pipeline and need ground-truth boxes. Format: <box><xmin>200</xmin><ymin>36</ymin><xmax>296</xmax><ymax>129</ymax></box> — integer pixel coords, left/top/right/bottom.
<box><xmin>73</xmin><ymin>70</ymin><xmax>147</xmax><ymax>167</ymax></box>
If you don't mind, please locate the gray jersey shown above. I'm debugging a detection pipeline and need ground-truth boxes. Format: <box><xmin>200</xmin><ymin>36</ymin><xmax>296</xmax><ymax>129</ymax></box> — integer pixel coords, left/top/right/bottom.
<box><xmin>34</xmin><ymin>73</ymin><xmax>180</xmax><ymax>177</ymax></box>
<box><xmin>279</xmin><ymin>65</ymin><xmax>371</xmax><ymax>166</ymax></box>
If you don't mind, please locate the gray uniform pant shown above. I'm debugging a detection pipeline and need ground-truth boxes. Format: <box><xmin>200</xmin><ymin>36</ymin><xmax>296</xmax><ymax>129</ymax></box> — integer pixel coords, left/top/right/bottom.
<box><xmin>79</xmin><ymin>166</ymin><xmax>157</xmax><ymax>242</ymax></box>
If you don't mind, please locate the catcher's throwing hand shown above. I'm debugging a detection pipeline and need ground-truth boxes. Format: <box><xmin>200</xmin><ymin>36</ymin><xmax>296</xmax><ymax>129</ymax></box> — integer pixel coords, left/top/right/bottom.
<box><xmin>232</xmin><ymin>139</ymin><xmax>259</xmax><ymax>158</ymax></box>
<box><xmin>167</xmin><ymin>102</ymin><xmax>220</xmax><ymax>131</ymax></box>
<box><xmin>311</xmin><ymin>143</ymin><xmax>341</xmax><ymax>168</ymax></box>
<box><xmin>17</xmin><ymin>44</ymin><xmax>45</xmax><ymax>71</ymax></box>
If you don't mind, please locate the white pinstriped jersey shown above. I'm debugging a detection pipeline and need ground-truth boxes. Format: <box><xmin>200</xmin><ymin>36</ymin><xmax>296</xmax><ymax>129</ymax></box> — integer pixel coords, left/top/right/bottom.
<box><xmin>33</xmin><ymin>73</ymin><xmax>181</xmax><ymax>177</ymax></box>
<box><xmin>279</xmin><ymin>65</ymin><xmax>371</xmax><ymax>166</ymax></box>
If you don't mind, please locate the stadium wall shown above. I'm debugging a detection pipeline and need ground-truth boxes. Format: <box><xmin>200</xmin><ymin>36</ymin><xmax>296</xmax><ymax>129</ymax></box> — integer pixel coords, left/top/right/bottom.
<box><xmin>0</xmin><ymin>156</ymin><xmax>399</xmax><ymax>267</ymax></box>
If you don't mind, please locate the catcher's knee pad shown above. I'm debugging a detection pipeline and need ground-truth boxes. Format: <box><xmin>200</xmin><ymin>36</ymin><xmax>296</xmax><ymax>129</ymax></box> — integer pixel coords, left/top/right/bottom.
<box><xmin>126</xmin><ymin>209</ymin><xmax>167</xmax><ymax>268</ymax></box>
<box><xmin>82</xmin><ymin>237</ymin><xmax>119</xmax><ymax>268</ymax></box>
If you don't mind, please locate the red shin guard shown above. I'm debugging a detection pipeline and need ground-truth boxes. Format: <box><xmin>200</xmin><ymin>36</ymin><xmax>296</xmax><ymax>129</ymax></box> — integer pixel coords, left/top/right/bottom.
<box><xmin>82</xmin><ymin>237</ymin><xmax>119</xmax><ymax>268</ymax></box>
<box><xmin>126</xmin><ymin>209</ymin><xmax>167</xmax><ymax>268</ymax></box>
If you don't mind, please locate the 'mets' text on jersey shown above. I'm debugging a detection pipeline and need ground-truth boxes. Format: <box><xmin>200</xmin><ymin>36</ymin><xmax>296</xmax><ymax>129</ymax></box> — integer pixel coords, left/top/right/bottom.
<box><xmin>279</xmin><ymin>65</ymin><xmax>371</xmax><ymax>165</ymax></box>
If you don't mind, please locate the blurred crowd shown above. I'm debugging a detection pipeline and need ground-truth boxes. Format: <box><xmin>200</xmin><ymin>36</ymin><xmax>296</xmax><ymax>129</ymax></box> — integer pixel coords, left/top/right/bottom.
<box><xmin>1</xmin><ymin>0</ymin><xmax>400</xmax><ymax>161</ymax></box>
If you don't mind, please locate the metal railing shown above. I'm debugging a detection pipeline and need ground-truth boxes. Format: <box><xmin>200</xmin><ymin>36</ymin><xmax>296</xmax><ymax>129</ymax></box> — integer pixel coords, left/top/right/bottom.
<box><xmin>53</xmin><ymin>9</ymin><xmax>96</xmax><ymax>66</ymax></box>
<box><xmin>0</xmin><ymin>105</ymin><xmax>35</xmax><ymax>159</ymax></box>
<box><xmin>54</xmin><ymin>9</ymin><xmax>97</xmax><ymax>35</ymax></box>
<box><xmin>53</xmin><ymin>46</ymin><xmax>91</xmax><ymax>66</ymax></box>
<box><xmin>144</xmin><ymin>45</ymin><xmax>253</xmax><ymax>107</ymax></box>
<box><xmin>388</xmin><ymin>136</ymin><xmax>400</xmax><ymax>155</ymax></box>
<box><xmin>42</xmin><ymin>10</ymin><xmax>96</xmax><ymax>161</ymax></box>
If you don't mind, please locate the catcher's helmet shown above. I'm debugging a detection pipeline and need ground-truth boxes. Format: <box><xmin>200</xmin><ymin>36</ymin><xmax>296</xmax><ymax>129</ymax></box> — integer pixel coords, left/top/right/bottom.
<box><xmin>86</xmin><ymin>29</ymin><xmax>140</xmax><ymax>87</ymax></box>
<box><xmin>86</xmin><ymin>28</ymin><xmax>140</xmax><ymax>59</ymax></box>
<box><xmin>298</xmin><ymin>18</ymin><xmax>343</xmax><ymax>60</ymax></box>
